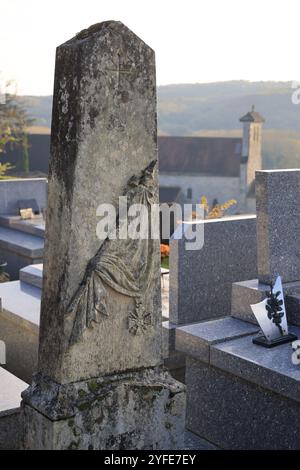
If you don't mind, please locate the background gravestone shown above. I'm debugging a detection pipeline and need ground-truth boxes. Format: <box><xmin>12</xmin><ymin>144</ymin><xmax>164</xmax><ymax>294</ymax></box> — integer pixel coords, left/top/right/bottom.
<box><xmin>232</xmin><ymin>169</ymin><xmax>300</xmax><ymax>326</ymax></box>
<box><xmin>169</xmin><ymin>215</ymin><xmax>257</xmax><ymax>325</ymax></box>
<box><xmin>256</xmin><ymin>169</ymin><xmax>300</xmax><ymax>284</ymax></box>
<box><xmin>22</xmin><ymin>21</ymin><xmax>185</xmax><ymax>450</ymax></box>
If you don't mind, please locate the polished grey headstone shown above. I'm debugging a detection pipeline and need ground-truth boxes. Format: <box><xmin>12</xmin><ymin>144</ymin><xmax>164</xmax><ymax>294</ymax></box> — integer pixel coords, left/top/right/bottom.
<box><xmin>210</xmin><ymin>326</ymin><xmax>300</xmax><ymax>402</ymax></box>
<box><xmin>186</xmin><ymin>357</ymin><xmax>300</xmax><ymax>450</ymax></box>
<box><xmin>176</xmin><ymin>317</ymin><xmax>258</xmax><ymax>363</ymax></box>
<box><xmin>170</xmin><ymin>215</ymin><xmax>257</xmax><ymax>325</ymax></box>
<box><xmin>284</xmin><ymin>292</ymin><xmax>300</xmax><ymax>327</ymax></box>
<box><xmin>256</xmin><ymin>169</ymin><xmax>300</xmax><ymax>284</ymax></box>
<box><xmin>162</xmin><ymin>321</ymin><xmax>176</xmax><ymax>359</ymax></box>
<box><xmin>0</xmin><ymin>215</ymin><xmax>45</xmax><ymax>238</ymax></box>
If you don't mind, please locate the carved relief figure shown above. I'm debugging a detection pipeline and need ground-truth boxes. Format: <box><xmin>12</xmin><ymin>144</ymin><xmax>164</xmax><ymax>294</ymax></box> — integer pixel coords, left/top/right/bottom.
<box><xmin>65</xmin><ymin>160</ymin><xmax>158</xmax><ymax>345</ymax></box>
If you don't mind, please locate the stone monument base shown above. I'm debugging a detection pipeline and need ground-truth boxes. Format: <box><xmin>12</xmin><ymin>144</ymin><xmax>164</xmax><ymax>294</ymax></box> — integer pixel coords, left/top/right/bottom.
<box><xmin>185</xmin><ymin>357</ymin><xmax>300</xmax><ymax>450</ymax></box>
<box><xmin>21</xmin><ymin>367</ymin><xmax>186</xmax><ymax>450</ymax></box>
<box><xmin>175</xmin><ymin>317</ymin><xmax>300</xmax><ymax>449</ymax></box>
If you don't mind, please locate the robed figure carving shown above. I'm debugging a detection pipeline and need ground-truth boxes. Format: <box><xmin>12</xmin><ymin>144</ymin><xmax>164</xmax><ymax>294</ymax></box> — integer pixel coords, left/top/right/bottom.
<box><xmin>65</xmin><ymin>160</ymin><xmax>158</xmax><ymax>346</ymax></box>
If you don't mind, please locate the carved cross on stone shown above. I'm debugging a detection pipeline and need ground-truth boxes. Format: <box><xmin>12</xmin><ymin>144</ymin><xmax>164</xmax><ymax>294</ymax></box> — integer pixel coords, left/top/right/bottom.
<box><xmin>108</xmin><ymin>53</ymin><xmax>135</xmax><ymax>89</ymax></box>
<box><xmin>128</xmin><ymin>301</ymin><xmax>152</xmax><ymax>336</ymax></box>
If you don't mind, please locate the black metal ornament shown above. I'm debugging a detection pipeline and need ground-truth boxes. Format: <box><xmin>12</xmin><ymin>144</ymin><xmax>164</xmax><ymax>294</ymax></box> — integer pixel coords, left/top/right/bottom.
<box><xmin>252</xmin><ymin>280</ymin><xmax>297</xmax><ymax>348</ymax></box>
<box><xmin>265</xmin><ymin>286</ymin><xmax>284</xmax><ymax>336</ymax></box>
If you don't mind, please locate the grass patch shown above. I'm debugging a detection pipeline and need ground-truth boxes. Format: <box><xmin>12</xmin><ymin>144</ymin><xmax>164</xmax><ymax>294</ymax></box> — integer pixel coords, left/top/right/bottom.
<box><xmin>161</xmin><ymin>257</ymin><xmax>169</xmax><ymax>269</ymax></box>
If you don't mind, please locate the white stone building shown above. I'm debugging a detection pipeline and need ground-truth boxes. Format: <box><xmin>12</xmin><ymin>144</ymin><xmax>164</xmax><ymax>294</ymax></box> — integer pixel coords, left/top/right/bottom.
<box><xmin>158</xmin><ymin>106</ymin><xmax>265</xmax><ymax>213</ymax></box>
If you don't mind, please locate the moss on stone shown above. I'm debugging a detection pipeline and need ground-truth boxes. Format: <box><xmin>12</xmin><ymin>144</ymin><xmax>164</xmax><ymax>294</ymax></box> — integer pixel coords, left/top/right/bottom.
<box><xmin>77</xmin><ymin>401</ymin><xmax>91</xmax><ymax>412</ymax></box>
<box><xmin>88</xmin><ymin>381</ymin><xmax>100</xmax><ymax>393</ymax></box>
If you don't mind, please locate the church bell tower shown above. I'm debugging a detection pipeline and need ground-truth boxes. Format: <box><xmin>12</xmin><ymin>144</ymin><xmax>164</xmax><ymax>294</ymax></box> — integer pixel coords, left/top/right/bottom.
<box><xmin>239</xmin><ymin>105</ymin><xmax>265</xmax><ymax>202</ymax></box>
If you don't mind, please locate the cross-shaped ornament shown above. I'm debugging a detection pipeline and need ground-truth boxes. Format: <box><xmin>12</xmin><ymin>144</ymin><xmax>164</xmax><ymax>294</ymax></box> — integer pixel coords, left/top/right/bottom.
<box><xmin>108</xmin><ymin>53</ymin><xmax>135</xmax><ymax>89</ymax></box>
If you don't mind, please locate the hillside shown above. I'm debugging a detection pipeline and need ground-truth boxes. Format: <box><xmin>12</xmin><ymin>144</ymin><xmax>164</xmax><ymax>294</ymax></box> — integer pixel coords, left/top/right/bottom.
<box><xmin>17</xmin><ymin>95</ymin><xmax>53</xmax><ymax>128</ymax></box>
<box><xmin>18</xmin><ymin>80</ymin><xmax>300</xmax><ymax>132</ymax></box>
<box><xmin>157</xmin><ymin>80</ymin><xmax>299</xmax><ymax>135</ymax></box>
<box><xmin>17</xmin><ymin>80</ymin><xmax>300</xmax><ymax>169</ymax></box>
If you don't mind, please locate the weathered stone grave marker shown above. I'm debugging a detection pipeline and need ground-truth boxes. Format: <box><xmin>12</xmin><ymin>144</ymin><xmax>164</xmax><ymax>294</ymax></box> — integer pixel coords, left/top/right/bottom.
<box><xmin>21</xmin><ymin>21</ymin><xmax>185</xmax><ymax>450</ymax></box>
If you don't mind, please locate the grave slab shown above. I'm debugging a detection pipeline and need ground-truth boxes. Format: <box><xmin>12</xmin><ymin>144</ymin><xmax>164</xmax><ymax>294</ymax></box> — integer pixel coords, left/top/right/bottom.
<box><xmin>0</xmin><ymin>367</ymin><xmax>28</xmax><ymax>450</ymax></box>
<box><xmin>0</xmin><ymin>215</ymin><xmax>45</xmax><ymax>238</ymax></box>
<box><xmin>0</xmin><ymin>280</ymin><xmax>40</xmax><ymax>382</ymax></box>
<box><xmin>0</xmin><ymin>227</ymin><xmax>44</xmax><ymax>259</ymax></box>
<box><xmin>175</xmin><ymin>317</ymin><xmax>258</xmax><ymax>364</ymax></box>
<box><xmin>210</xmin><ymin>326</ymin><xmax>300</xmax><ymax>403</ymax></box>
<box><xmin>0</xmin><ymin>226</ymin><xmax>44</xmax><ymax>279</ymax></box>
<box><xmin>19</xmin><ymin>264</ymin><xmax>43</xmax><ymax>289</ymax></box>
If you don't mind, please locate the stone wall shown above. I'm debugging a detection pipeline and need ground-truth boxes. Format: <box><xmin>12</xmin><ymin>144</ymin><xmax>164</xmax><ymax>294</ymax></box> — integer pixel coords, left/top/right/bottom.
<box><xmin>0</xmin><ymin>179</ymin><xmax>47</xmax><ymax>215</ymax></box>
<box><xmin>159</xmin><ymin>173</ymin><xmax>243</xmax><ymax>212</ymax></box>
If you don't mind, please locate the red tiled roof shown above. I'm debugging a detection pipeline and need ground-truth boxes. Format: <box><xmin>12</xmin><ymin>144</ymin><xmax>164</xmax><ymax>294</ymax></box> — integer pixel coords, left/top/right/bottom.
<box><xmin>158</xmin><ymin>136</ymin><xmax>242</xmax><ymax>177</ymax></box>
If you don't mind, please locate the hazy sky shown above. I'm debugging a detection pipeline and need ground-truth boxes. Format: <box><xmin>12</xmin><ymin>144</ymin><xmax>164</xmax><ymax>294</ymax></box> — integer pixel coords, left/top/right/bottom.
<box><xmin>1</xmin><ymin>0</ymin><xmax>299</xmax><ymax>95</ymax></box>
